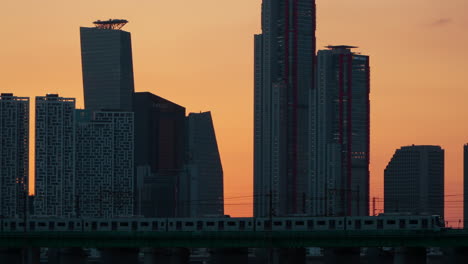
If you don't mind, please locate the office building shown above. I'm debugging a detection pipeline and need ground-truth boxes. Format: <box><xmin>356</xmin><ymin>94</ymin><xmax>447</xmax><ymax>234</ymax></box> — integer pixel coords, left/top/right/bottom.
<box><xmin>384</xmin><ymin>145</ymin><xmax>444</xmax><ymax>218</ymax></box>
<box><xmin>254</xmin><ymin>0</ymin><xmax>316</xmax><ymax>217</ymax></box>
<box><xmin>182</xmin><ymin>112</ymin><xmax>224</xmax><ymax>217</ymax></box>
<box><xmin>34</xmin><ymin>94</ymin><xmax>76</xmax><ymax>217</ymax></box>
<box><xmin>0</xmin><ymin>93</ymin><xmax>29</xmax><ymax>218</ymax></box>
<box><xmin>313</xmin><ymin>46</ymin><xmax>370</xmax><ymax>216</ymax></box>
<box><xmin>75</xmin><ymin>110</ymin><xmax>134</xmax><ymax>217</ymax></box>
<box><xmin>133</xmin><ymin>92</ymin><xmax>185</xmax><ymax>217</ymax></box>
<box><xmin>80</xmin><ymin>19</ymin><xmax>135</xmax><ymax>112</ymax></box>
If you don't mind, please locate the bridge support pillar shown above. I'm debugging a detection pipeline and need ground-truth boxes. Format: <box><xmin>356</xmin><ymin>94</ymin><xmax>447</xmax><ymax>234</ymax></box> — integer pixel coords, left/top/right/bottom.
<box><xmin>48</xmin><ymin>248</ymin><xmax>87</xmax><ymax>264</ymax></box>
<box><xmin>272</xmin><ymin>248</ymin><xmax>306</xmax><ymax>264</ymax></box>
<box><xmin>100</xmin><ymin>248</ymin><xmax>139</xmax><ymax>264</ymax></box>
<box><xmin>393</xmin><ymin>247</ymin><xmax>426</xmax><ymax>264</ymax></box>
<box><xmin>208</xmin><ymin>248</ymin><xmax>248</xmax><ymax>264</ymax></box>
<box><xmin>323</xmin><ymin>247</ymin><xmax>360</xmax><ymax>264</ymax></box>
<box><xmin>0</xmin><ymin>248</ymin><xmax>22</xmax><ymax>264</ymax></box>
<box><xmin>366</xmin><ymin>247</ymin><xmax>393</xmax><ymax>264</ymax></box>
<box><xmin>24</xmin><ymin>247</ymin><xmax>40</xmax><ymax>264</ymax></box>
<box><xmin>443</xmin><ymin>247</ymin><xmax>468</xmax><ymax>263</ymax></box>
<box><xmin>142</xmin><ymin>247</ymin><xmax>190</xmax><ymax>264</ymax></box>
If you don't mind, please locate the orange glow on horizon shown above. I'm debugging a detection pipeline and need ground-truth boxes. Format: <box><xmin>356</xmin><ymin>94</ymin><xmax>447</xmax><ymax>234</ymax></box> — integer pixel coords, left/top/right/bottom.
<box><xmin>2</xmin><ymin>0</ymin><xmax>468</xmax><ymax>226</ymax></box>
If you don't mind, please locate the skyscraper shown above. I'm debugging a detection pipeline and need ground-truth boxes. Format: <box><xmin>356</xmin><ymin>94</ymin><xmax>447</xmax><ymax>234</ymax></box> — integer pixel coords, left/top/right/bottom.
<box><xmin>254</xmin><ymin>0</ymin><xmax>316</xmax><ymax>217</ymax></box>
<box><xmin>313</xmin><ymin>46</ymin><xmax>370</xmax><ymax>216</ymax></box>
<box><xmin>133</xmin><ymin>92</ymin><xmax>185</xmax><ymax>217</ymax></box>
<box><xmin>0</xmin><ymin>93</ymin><xmax>29</xmax><ymax>218</ymax></box>
<box><xmin>75</xmin><ymin>110</ymin><xmax>134</xmax><ymax>218</ymax></box>
<box><xmin>80</xmin><ymin>19</ymin><xmax>135</xmax><ymax>112</ymax></box>
<box><xmin>182</xmin><ymin>112</ymin><xmax>224</xmax><ymax>217</ymax></box>
<box><xmin>384</xmin><ymin>145</ymin><xmax>444</xmax><ymax>218</ymax></box>
<box><xmin>34</xmin><ymin>94</ymin><xmax>76</xmax><ymax>217</ymax></box>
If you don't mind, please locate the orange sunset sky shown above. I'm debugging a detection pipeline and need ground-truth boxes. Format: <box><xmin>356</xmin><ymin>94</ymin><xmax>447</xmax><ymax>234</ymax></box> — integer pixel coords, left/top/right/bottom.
<box><xmin>2</xmin><ymin>0</ymin><xmax>468</xmax><ymax>226</ymax></box>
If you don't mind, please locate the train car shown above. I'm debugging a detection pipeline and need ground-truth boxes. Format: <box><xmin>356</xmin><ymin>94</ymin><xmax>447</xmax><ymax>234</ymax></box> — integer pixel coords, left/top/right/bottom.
<box><xmin>167</xmin><ymin>218</ymin><xmax>253</xmax><ymax>232</ymax></box>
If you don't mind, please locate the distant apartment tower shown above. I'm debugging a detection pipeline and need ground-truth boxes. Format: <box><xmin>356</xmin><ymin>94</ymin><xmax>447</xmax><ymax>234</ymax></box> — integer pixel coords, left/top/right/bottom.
<box><xmin>75</xmin><ymin>110</ymin><xmax>134</xmax><ymax>217</ymax></box>
<box><xmin>313</xmin><ymin>46</ymin><xmax>370</xmax><ymax>216</ymax></box>
<box><xmin>80</xmin><ymin>19</ymin><xmax>135</xmax><ymax>112</ymax></box>
<box><xmin>34</xmin><ymin>94</ymin><xmax>75</xmax><ymax>217</ymax></box>
<box><xmin>182</xmin><ymin>112</ymin><xmax>224</xmax><ymax>217</ymax></box>
<box><xmin>464</xmin><ymin>144</ymin><xmax>468</xmax><ymax>227</ymax></box>
<box><xmin>254</xmin><ymin>0</ymin><xmax>316</xmax><ymax>217</ymax></box>
<box><xmin>0</xmin><ymin>93</ymin><xmax>29</xmax><ymax>218</ymax></box>
<box><xmin>384</xmin><ymin>145</ymin><xmax>444</xmax><ymax>218</ymax></box>
<box><xmin>133</xmin><ymin>92</ymin><xmax>185</xmax><ymax>217</ymax></box>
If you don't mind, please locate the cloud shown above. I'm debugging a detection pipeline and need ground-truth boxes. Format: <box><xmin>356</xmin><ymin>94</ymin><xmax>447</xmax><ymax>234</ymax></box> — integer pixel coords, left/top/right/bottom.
<box><xmin>430</xmin><ymin>18</ymin><xmax>453</xmax><ymax>27</ymax></box>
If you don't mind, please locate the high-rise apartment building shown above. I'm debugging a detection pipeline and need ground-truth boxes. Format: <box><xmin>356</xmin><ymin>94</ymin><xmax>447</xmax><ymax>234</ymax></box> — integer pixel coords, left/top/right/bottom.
<box><xmin>34</xmin><ymin>94</ymin><xmax>76</xmax><ymax>217</ymax></box>
<box><xmin>80</xmin><ymin>19</ymin><xmax>135</xmax><ymax>112</ymax></box>
<box><xmin>313</xmin><ymin>46</ymin><xmax>370</xmax><ymax>216</ymax></box>
<box><xmin>254</xmin><ymin>0</ymin><xmax>316</xmax><ymax>217</ymax></box>
<box><xmin>75</xmin><ymin>110</ymin><xmax>134</xmax><ymax>218</ymax></box>
<box><xmin>384</xmin><ymin>145</ymin><xmax>444</xmax><ymax>218</ymax></box>
<box><xmin>182</xmin><ymin>112</ymin><xmax>224</xmax><ymax>217</ymax></box>
<box><xmin>133</xmin><ymin>92</ymin><xmax>185</xmax><ymax>217</ymax></box>
<box><xmin>0</xmin><ymin>93</ymin><xmax>29</xmax><ymax>218</ymax></box>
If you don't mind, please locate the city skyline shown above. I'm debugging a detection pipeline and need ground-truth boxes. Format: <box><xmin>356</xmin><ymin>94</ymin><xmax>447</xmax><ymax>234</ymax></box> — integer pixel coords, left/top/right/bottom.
<box><xmin>1</xmin><ymin>0</ymin><xmax>468</xmax><ymax>225</ymax></box>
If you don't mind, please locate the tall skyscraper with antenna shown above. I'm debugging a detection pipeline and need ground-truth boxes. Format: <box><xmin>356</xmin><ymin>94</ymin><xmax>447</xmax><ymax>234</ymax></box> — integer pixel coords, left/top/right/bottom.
<box><xmin>254</xmin><ymin>0</ymin><xmax>316</xmax><ymax>217</ymax></box>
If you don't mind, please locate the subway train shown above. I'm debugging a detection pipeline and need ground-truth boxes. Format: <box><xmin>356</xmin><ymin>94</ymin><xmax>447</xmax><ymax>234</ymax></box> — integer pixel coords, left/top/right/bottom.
<box><xmin>1</xmin><ymin>215</ymin><xmax>444</xmax><ymax>232</ymax></box>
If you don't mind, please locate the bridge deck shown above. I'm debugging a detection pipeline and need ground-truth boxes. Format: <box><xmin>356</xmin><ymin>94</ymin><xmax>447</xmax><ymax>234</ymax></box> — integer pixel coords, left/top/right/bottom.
<box><xmin>1</xmin><ymin>230</ymin><xmax>468</xmax><ymax>248</ymax></box>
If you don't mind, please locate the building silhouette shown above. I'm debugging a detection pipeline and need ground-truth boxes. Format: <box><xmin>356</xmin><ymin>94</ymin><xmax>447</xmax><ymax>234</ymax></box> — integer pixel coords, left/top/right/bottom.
<box><xmin>464</xmin><ymin>144</ymin><xmax>468</xmax><ymax>227</ymax></box>
<box><xmin>75</xmin><ymin>110</ymin><xmax>134</xmax><ymax>218</ymax></box>
<box><xmin>0</xmin><ymin>93</ymin><xmax>29</xmax><ymax>218</ymax></box>
<box><xmin>133</xmin><ymin>92</ymin><xmax>185</xmax><ymax>217</ymax></box>
<box><xmin>80</xmin><ymin>19</ymin><xmax>135</xmax><ymax>112</ymax></box>
<box><xmin>384</xmin><ymin>145</ymin><xmax>444</xmax><ymax>218</ymax></box>
<box><xmin>34</xmin><ymin>94</ymin><xmax>76</xmax><ymax>217</ymax></box>
<box><xmin>181</xmin><ymin>112</ymin><xmax>224</xmax><ymax>217</ymax></box>
<box><xmin>313</xmin><ymin>46</ymin><xmax>370</xmax><ymax>216</ymax></box>
<box><xmin>254</xmin><ymin>0</ymin><xmax>316</xmax><ymax>217</ymax></box>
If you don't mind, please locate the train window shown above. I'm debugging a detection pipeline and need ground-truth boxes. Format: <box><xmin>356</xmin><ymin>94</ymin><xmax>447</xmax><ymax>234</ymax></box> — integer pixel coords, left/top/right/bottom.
<box><xmin>161</xmin><ymin>222</ymin><xmax>165</xmax><ymax>226</ymax></box>
<box><xmin>49</xmin><ymin>222</ymin><xmax>55</xmax><ymax>231</ymax></box>
<box><xmin>68</xmin><ymin>221</ymin><xmax>74</xmax><ymax>230</ymax></box>
<box><xmin>132</xmin><ymin>222</ymin><xmax>138</xmax><ymax>231</ymax></box>
<box><xmin>197</xmin><ymin>221</ymin><xmax>203</xmax><ymax>231</ymax></box>
<box><xmin>339</xmin><ymin>221</ymin><xmax>342</xmax><ymax>225</ymax></box>
<box><xmin>57</xmin><ymin>222</ymin><xmax>65</xmax><ymax>227</ymax></box>
<box><xmin>355</xmin><ymin>220</ymin><xmax>361</xmax><ymax>230</ymax></box>
<box><xmin>274</xmin><ymin>221</ymin><xmax>283</xmax><ymax>226</ymax></box>
<box><xmin>348</xmin><ymin>221</ymin><xmax>352</xmax><ymax>225</ymax></box>
<box><xmin>140</xmin><ymin>222</ymin><xmax>149</xmax><ymax>227</ymax></box>
<box><xmin>364</xmin><ymin>220</ymin><xmax>374</xmax><ymax>225</ymax></box>
<box><xmin>307</xmin><ymin>220</ymin><xmax>314</xmax><ymax>229</ymax></box>
<box><xmin>227</xmin><ymin>221</ymin><xmax>236</xmax><ymax>226</ymax></box>
<box><xmin>152</xmin><ymin>222</ymin><xmax>158</xmax><ymax>230</ymax></box>
<box><xmin>317</xmin><ymin>221</ymin><xmax>326</xmax><ymax>226</ymax></box>
<box><xmin>3</xmin><ymin>223</ymin><xmax>7</xmax><ymax>227</ymax></box>
<box><xmin>409</xmin><ymin>220</ymin><xmax>418</xmax><ymax>225</ymax></box>
<box><xmin>377</xmin><ymin>220</ymin><xmax>383</xmax><ymax>229</ymax></box>
<box><xmin>265</xmin><ymin>221</ymin><xmax>272</xmax><ymax>230</ymax></box>
<box><xmin>329</xmin><ymin>220</ymin><xmax>336</xmax><ymax>230</ymax></box>
<box><xmin>77</xmin><ymin>223</ymin><xmax>81</xmax><ymax>226</ymax></box>
<box><xmin>248</xmin><ymin>222</ymin><xmax>252</xmax><ymax>226</ymax></box>
<box><xmin>176</xmin><ymin>221</ymin><xmax>182</xmax><ymax>230</ymax></box>
<box><xmin>295</xmin><ymin>221</ymin><xmax>304</xmax><ymax>226</ymax></box>
<box><xmin>112</xmin><ymin>222</ymin><xmax>117</xmax><ymax>231</ymax></box>
<box><xmin>399</xmin><ymin>219</ymin><xmax>406</xmax><ymax>229</ymax></box>
<box><xmin>207</xmin><ymin>222</ymin><xmax>215</xmax><ymax>226</ymax></box>
<box><xmin>422</xmin><ymin>219</ymin><xmax>428</xmax><ymax>228</ymax></box>
<box><xmin>100</xmin><ymin>222</ymin><xmax>109</xmax><ymax>227</ymax></box>
<box><xmin>120</xmin><ymin>222</ymin><xmax>129</xmax><ymax>227</ymax></box>
<box><xmin>239</xmin><ymin>221</ymin><xmax>245</xmax><ymax>230</ymax></box>
<box><xmin>218</xmin><ymin>221</ymin><xmax>224</xmax><ymax>230</ymax></box>
<box><xmin>286</xmin><ymin>221</ymin><xmax>292</xmax><ymax>230</ymax></box>
<box><xmin>19</xmin><ymin>223</ymin><xmax>24</xmax><ymax>227</ymax></box>
<box><xmin>169</xmin><ymin>222</ymin><xmax>173</xmax><ymax>226</ymax></box>
<box><xmin>387</xmin><ymin>220</ymin><xmax>396</xmax><ymax>225</ymax></box>
<box><xmin>257</xmin><ymin>222</ymin><xmax>261</xmax><ymax>226</ymax></box>
<box><xmin>185</xmin><ymin>222</ymin><xmax>194</xmax><ymax>227</ymax></box>
<box><xmin>39</xmin><ymin>222</ymin><xmax>46</xmax><ymax>227</ymax></box>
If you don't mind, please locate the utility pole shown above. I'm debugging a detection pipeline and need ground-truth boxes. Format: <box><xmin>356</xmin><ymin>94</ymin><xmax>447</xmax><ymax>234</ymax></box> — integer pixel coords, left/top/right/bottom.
<box><xmin>372</xmin><ymin>197</ymin><xmax>376</xmax><ymax>216</ymax></box>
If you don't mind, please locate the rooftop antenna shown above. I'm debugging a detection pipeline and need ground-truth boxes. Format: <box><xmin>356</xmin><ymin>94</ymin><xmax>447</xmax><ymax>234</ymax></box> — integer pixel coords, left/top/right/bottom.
<box><xmin>93</xmin><ymin>19</ymin><xmax>128</xmax><ymax>30</ymax></box>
